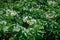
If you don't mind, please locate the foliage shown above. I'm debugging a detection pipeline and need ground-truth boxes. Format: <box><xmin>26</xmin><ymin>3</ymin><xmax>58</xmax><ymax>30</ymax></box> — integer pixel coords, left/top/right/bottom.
<box><xmin>0</xmin><ymin>0</ymin><xmax>60</xmax><ymax>40</ymax></box>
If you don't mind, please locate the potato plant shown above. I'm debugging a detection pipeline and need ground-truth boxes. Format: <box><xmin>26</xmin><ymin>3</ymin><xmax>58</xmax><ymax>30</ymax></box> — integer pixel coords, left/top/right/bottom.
<box><xmin>0</xmin><ymin>0</ymin><xmax>60</xmax><ymax>40</ymax></box>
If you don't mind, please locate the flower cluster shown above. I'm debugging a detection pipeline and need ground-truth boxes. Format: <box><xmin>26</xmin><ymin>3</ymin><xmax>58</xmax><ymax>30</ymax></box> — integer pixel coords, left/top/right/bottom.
<box><xmin>47</xmin><ymin>1</ymin><xmax>57</xmax><ymax>6</ymax></box>
<box><xmin>0</xmin><ymin>20</ymin><xmax>7</xmax><ymax>25</ymax></box>
<box><xmin>6</xmin><ymin>9</ymin><xmax>17</xmax><ymax>16</ymax></box>
<box><xmin>23</xmin><ymin>16</ymin><xmax>36</xmax><ymax>25</ymax></box>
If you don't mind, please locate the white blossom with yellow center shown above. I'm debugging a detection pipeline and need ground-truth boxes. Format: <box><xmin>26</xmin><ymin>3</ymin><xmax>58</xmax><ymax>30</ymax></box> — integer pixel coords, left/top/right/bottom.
<box><xmin>27</xmin><ymin>19</ymin><xmax>36</xmax><ymax>25</ymax></box>
<box><xmin>23</xmin><ymin>16</ymin><xmax>36</xmax><ymax>25</ymax></box>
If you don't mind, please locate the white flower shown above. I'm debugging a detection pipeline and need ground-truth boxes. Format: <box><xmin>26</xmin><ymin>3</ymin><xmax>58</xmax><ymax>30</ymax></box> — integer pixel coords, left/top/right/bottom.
<box><xmin>31</xmin><ymin>19</ymin><xmax>36</xmax><ymax>23</ymax></box>
<box><xmin>10</xmin><ymin>11</ymin><xmax>17</xmax><ymax>16</ymax></box>
<box><xmin>13</xmin><ymin>23</ymin><xmax>21</xmax><ymax>32</ymax></box>
<box><xmin>47</xmin><ymin>1</ymin><xmax>57</xmax><ymax>6</ymax></box>
<box><xmin>23</xmin><ymin>16</ymin><xmax>36</xmax><ymax>25</ymax></box>
<box><xmin>23</xmin><ymin>16</ymin><xmax>32</xmax><ymax>22</ymax></box>
<box><xmin>23</xmin><ymin>16</ymin><xmax>28</xmax><ymax>22</ymax></box>
<box><xmin>0</xmin><ymin>20</ymin><xmax>7</xmax><ymax>25</ymax></box>
<box><xmin>3</xmin><ymin>26</ymin><xmax>8</xmax><ymax>32</ymax></box>
<box><xmin>13</xmin><ymin>26</ymin><xmax>20</xmax><ymax>32</ymax></box>
<box><xmin>6</xmin><ymin>9</ymin><xmax>17</xmax><ymax>16</ymax></box>
<box><xmin>27</xmin><ymin>19</ymin><xmax>36</xmax><ymax>25</ymax></box>
<box><xmin>46</xmin><ymin>13</ymin><xmax>54</xmax><ymax>19</ymax></box>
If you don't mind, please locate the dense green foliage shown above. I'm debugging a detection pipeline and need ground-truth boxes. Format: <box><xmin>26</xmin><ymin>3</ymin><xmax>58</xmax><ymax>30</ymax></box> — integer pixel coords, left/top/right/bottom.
<box><xmin>0</xmin><ymin>0</ymin><xmax>60</xmax><ymax>40</ymax></box>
